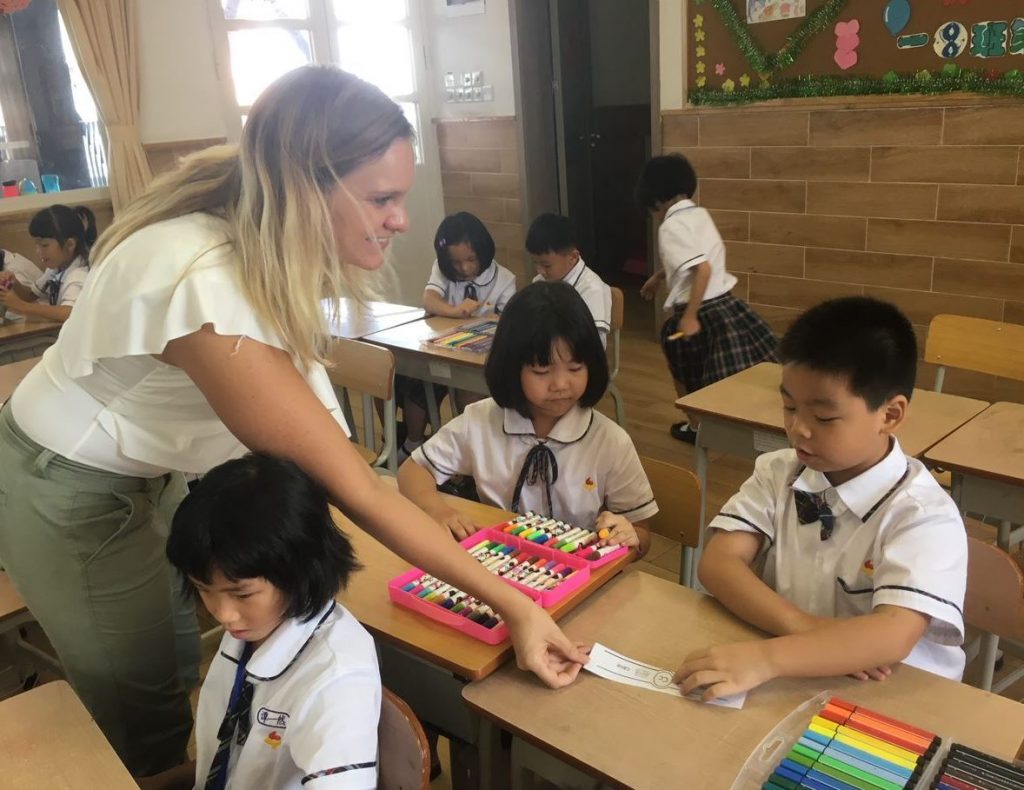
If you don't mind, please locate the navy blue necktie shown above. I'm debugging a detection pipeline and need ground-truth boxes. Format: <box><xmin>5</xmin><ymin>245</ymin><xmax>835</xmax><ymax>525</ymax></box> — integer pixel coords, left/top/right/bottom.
<box><xmin>205</xmin><ymin>642</ymin><xmax>255</xmax><ymax>790</ymax></box>
<box><xmin>794</xmin><ymin>490</ymin><xmax>836</xmax><ymax>541</ymax></box>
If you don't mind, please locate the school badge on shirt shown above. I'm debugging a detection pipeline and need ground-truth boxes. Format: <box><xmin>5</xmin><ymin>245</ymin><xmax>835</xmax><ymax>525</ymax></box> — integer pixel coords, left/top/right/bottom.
<box><xmin>264</xmin><ymin>731</ymin><xmax>283</xmax><ymax>749</ymax></box>
<box><xmin>862</xmin><ymin>559</ymin><xmax>875</xmax><ymax>578</ymax></box>
<box><xmin>584</xmin><ymin>476</ymin><xmax>596</xmax><ymax>491</ymax></box>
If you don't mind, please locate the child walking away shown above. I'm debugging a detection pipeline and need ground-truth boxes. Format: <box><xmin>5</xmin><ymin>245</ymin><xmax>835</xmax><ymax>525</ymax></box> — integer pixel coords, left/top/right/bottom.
<box><xmin>0</xmin><ymin>205</ymin><xmax>97</xmax><ymax>323</ymax></box>
<box><xmin>636</xmin><ymin>154</ymin><xmax>777</xmax><ymax>443</ymax></box>
<box><xmin>397</xmin><ymin>212</ymin><xmax>517</xmax><ymax>464</ymax></box>
<box><xmin>399</xmin><ymin>280</ymin><xmax>656</xmax><ymax>555</ymax></box>
<box><xmin>163</xmin><ymin>453</ymin><xmax>379</xmax><ymax>790</ymax></box>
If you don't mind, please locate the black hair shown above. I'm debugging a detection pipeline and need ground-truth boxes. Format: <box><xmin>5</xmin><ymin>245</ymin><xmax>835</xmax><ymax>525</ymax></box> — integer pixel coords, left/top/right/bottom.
<box><xmin>28</xmin><ymin>205</ymin><xmax>98</xmax><ymax>262</ymax></box>
<box><xmin>485</xmin><ymin>281</ymin><xmax>609</xmax><ymax>418</ymax></box>
<box><xmin>434</xmin><ymin>212</ymin><xmax>496</xmax><ymax>281</ymax></box>
<box><xmin>165</xmin><ymin>453</ymin><xmax>360</xmax><ymax>623</ymax></box>
<box><xmin>525</xmin><ymin>213</ymin><xmax>577</xmax><ymax>256</ymax></box>
<box><xmin>634</xmin><ymin>154</ymin><xmax>698</xmax><ymax>211</ymax></box>
<box><xmin>779</xmin><ymin>296</ymin><xmax>917</xmax><ymax>410</ymax></box>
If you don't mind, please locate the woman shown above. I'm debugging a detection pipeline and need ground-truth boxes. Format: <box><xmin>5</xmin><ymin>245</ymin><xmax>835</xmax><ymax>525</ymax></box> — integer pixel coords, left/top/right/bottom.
<box><xmin>0</xmin><ymin>66</ymin><xmax>587</xmax><ymax>778</ymax></box>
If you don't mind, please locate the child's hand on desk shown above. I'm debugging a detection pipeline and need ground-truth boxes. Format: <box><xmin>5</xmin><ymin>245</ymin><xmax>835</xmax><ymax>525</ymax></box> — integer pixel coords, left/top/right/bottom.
<box><xmin>849</xmin><ymin>665</ymin><xmax>892</xmax><ymax>682</ymax></box>
<box><xmin>506</xmin><ymin>603</ymin><xmax>589</xmax><ymax>689</ymax></box>
<box><xmin>456</xmin><ymin>298</ymin><xmax>480</xmax><ymax>316</ymax></box>
<box><xmin>436</xmin><ymin>507</ymin><xmax>482</xmax><ymax>541</ymax></box>
<box><xmin>594</xmin><ymin>512</ymin><xmax>639</xmax><ymax>548</ymax></box>
<box><xmin>0</xmin><ymin>288</ymin><xmax>26</xmax><ymax>310</ymax></box>
<box><xmin>673</xmin><ymin>641</ymin><xmax>775</xmax><ymax>700</ymax></box>
<box><xmin>0</xmin><ymin>271</ymin><xmax>14</xmax><ymax>290</ymax></box>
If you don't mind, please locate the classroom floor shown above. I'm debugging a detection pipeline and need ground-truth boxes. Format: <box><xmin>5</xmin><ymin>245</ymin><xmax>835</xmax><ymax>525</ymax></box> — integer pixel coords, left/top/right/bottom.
<box><xmin>4</xmin><ymin>287</ymin><xmax>1023</xmax><ymax>786</ymax></box>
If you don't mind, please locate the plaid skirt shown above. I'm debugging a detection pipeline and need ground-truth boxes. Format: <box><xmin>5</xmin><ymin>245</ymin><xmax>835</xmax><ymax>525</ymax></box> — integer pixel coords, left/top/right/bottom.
<box><xmin>660</xmin><ymin>292</ymin><xmax>778</xmax><ymax>392</ymax></box>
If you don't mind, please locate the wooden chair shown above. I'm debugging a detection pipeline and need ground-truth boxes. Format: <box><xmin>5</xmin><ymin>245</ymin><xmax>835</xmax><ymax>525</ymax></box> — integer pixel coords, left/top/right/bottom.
<box><xmin>327</xmin><ymin>338</ymin><xmax>398</xmax><ymax>473</ymax></box>
<box><xmin>964</xmin><ymin>535</ymin><xmax>1024</xmax><ymax>693</ymax></box>
<box><xmin>639</xmin><ymin>456</ymin><xmax>701</xmax><ymax>585</ymax></box>
<box><xmin>378</xmin><ymin>687</ymin><xmax>430</xmax><ymax>790</ymax></box>
<box><xmin>607</xmin><ymin>287</ymin><xmax>626</xmax><ymax>426</ymax></box>
<box><xmin>924</xmin><ymin>314</ymin><xmax>1024</xmax><ymax>393</ymax></box>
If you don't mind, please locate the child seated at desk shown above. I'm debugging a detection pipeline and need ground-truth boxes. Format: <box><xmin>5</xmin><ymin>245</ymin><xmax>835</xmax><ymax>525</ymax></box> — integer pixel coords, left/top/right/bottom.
<box><xmin>160</xmin><ymin>453</ymin><xmax>379</xmax><ymax>790</ymax></box>
<box><xmin>527</xmin><ymin>213</ymin><xmax>612</xmax><ymax>347</ymax></box>
<box><xmin>0</xmin><ymin>205</ymin><xmax>96</xmax><ymax>323</ymax></box>
<box><xmin>398</xmin><ymin>280</ymin><xmax>657</xmax><ymax>556</ymax></box>
<box><xmin>397</xmin><ymin>211</ymin><xmax>517</xmax><ymax>464</ymax></box>
<box><xmin>674</xmin><ymin>296</ymin><xmax>967</xmax><ymax>701</ymax></box>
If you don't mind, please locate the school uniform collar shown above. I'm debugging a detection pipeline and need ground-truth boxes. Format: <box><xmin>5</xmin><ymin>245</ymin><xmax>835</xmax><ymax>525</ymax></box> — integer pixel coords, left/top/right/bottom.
<box><xmin>470</xmin><ymin>261</ymin><xmax>498</xmax><ymax>288</ymax></box>
<box><xmin>219</xmin><ymin>601</ymin><xmax>336</xmax><ymax>682</ymax></box>
<box><xmin>791</xmin><ymin>437</ymin><xmax>909</xmax><ymax>522</ymax></box>
<box><xmin>664</xmin><ymin>199</ymin><xmax>697</xmax><ymax>220</ymax></box>
<box><xmin>502</xmin><ymin>404</ymin><xmax>594</xmax><ymax>444</ymax></box>
<box><xmin>560</xmin><ymin>256</ymin><xmax>588</xmax><ymax>288</ymax></box>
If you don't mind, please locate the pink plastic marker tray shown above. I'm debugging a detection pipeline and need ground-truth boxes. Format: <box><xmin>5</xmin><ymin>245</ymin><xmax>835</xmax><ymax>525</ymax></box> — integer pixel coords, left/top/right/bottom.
<box><xmin>387</xmin><ymin>527</ymin><xmax>591</xmax><ymax>644</ymax></box>
<box><xmin>491</xmin><ymin>516</ymin><xmax>630</xmax><ymax>570</ymax></box>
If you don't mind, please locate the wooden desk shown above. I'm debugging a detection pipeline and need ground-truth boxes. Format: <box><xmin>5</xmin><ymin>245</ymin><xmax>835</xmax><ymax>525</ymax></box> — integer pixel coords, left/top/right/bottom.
<box><xmin>0</xmin><ymin>355</ymin><xmax>39</xmax><ymax>402</ymax></box>
<box><xmin>363</xmin><ymin>316</ymin><xmax>489</xmax><ymax>427</ymax></box>
<box><xmin>0</xmin><ymin>681</ymin><xmax>137</xmax><ymax>788</ymax></box>
<box><xmin>464</xmin><ymin>571</ymin><xmax>1024</xmax><ymax>790</ymax></box>
<box><xmin>323</xmin><ymin>297</ymin><xmax>425</xmax><ymax>339</ymax></box>
<box><xmin>333</xmin><ymin>481</ymin><xmax>629</xmax><ymax>788</ymax></box>
<box><xmin>0</xmin><ymin>319</ymin><xmax>59</xmax><ymax>365</ymax></box>
<box><xmin>675</xmin><ymin>362</ymin><xmax>989</xmax><ymax>586</ymax></box>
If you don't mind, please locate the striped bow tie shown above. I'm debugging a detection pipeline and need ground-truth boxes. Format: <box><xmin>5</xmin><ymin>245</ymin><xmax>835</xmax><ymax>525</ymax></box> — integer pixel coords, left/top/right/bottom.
<box><xmin>794</xmin><ymin>489</ymin><xmax>836</xmax><ymax>541</ymax></box>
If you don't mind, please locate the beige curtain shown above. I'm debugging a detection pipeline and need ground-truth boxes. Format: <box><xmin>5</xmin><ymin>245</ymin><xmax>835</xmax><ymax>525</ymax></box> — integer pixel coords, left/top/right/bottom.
<box><xmin>57</xmin><ymin>0</ymin><xmax>151</xmax><ymax>212</ymax></box>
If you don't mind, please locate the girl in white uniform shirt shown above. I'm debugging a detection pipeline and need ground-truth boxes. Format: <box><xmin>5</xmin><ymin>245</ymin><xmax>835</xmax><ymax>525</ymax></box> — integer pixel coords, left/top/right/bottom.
<box><xmin>0</xmin><ymin>204</ymin><xmax>96</xmax><ymax>322</ymax></box>
<box><xmin>157</xmin><ymin>454</ymin><xmax>379</xmax><ymax>790</ymax></box>
<box><xmin>0</xmin><ymin>67</ymin><xmax>586</xmax><ymax>780</ymax></box>
<box><xmin>398</xmin><ymin>211</ymin><xmax>517</xmax><ymax>460</ymax></box>
<box><xmin>399</xmin><ymin>280</ymin><xmax>658</xmax><ymax>554</ymax></box>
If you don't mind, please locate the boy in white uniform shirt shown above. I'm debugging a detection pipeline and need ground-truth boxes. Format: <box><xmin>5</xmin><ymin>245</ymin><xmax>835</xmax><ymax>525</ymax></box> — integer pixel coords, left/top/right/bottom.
<box><xmin>527</xmin><ymin>213</ymin><xmax>612</xmax><ymax>347</ymax></box>
<box><xmin>674</xmin><ymin>297</ymin><xmax>967</xmax><ymax>701</ymax></box>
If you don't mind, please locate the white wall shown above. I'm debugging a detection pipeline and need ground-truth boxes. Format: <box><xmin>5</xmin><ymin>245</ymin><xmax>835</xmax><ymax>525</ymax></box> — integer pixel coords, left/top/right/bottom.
<box><xmin>658</xmin><ymin>0</ymin><xmax>684</xmax><ymax>111</ymax></box>
<box><xmin>138</xmin><ymin>0</ymin><xmax>227</xmax><ymax>143</ymax></box>
<box><xmin>425</xmin><ymin>0</ymin><xmax>516</xmax><ymax>119</ymax></box>
<box><xmin>589</xmin><ymin>0</ymin><xmax>650</xmax><ymax>107</ymax></box>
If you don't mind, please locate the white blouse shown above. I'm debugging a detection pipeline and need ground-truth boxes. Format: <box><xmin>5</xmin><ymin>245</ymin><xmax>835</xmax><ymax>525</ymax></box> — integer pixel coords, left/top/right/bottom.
<box><xmin>11</xmin><ymin>213</ymin><xmax>347</xmax><ymax>477</ymax></box>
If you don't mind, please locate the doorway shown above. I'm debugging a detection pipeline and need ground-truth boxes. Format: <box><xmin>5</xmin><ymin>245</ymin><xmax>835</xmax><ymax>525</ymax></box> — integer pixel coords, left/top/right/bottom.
<box><xmin>511</xmin><ymin>0</ymin><xmax>653</xmax><ymax>287</ymax></box>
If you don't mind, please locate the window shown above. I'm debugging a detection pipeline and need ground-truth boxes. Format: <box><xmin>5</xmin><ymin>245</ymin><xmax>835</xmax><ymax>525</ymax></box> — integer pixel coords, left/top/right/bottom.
<box><xmin>216</xmin><ymin>0</ymin><xmax>424</xmax><ymax>160</ymax></box>
<box><xmin>0</xmin><ymin>0</ymin><xmax>107</xmax><ymax>195</ymax></box>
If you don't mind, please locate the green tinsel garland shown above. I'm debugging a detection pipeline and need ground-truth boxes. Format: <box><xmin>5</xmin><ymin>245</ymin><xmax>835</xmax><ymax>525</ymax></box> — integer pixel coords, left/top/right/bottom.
<box><xmin>689</xmin><ymin>67</ymin><xmax>1024</xmax><ymax>105</ymax></box>
<box><xmin>710</xmin><ymin>0</ymin><xmax>849</xmax><ymax>75</ymax></box>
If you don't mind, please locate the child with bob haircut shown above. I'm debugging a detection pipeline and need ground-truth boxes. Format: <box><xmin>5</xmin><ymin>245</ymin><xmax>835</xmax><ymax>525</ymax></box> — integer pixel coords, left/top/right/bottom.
<box><xmin>399</xmin><ymin>280</ymin><xmax>657</xmax><ymax>555</ymax></box>
<box><xmin>636</xmin><ymin>154</ymin><xmax>777</xmax><ymax>443</ymax></box>
<box><xmin>163</xmin><ymin>452</ymin><xmax>379</xmax><ymax>790</ymax></box>
<box><xmin>398</xmin><ymin>211</ymin><xmax>517</xmax><ymax>462</ymax></box>
<box><xmin>674</xmin><ymin>296</ymin><xmax>967</xmax><ymax>701</ymax></box>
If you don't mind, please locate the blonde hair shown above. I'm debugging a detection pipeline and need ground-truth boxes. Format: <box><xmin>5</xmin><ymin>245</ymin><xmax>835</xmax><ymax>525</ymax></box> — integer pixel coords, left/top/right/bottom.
<box><xmin>91</xmin><ymin>65</ymin><xmax>413</xmax><ymax>366</ymax></box>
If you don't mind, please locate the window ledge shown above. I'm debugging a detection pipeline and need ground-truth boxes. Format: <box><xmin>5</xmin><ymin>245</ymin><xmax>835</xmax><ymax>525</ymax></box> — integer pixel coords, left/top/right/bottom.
<box><xmin>0</xmin><ymin>186</ymin><xmax>111</xmax><ymax>216</ymax></box>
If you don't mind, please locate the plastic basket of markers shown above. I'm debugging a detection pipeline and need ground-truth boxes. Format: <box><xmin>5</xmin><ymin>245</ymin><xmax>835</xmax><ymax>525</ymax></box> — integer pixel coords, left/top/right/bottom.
<box><xmin>492</xmin><ymin>512</ymin><xmax>631</xmax><ymax>569</ymax></box>
<box><xmin>387</xmin><ymin>519</ymin><xmax>595</xmax><ymax>645</ymax></box>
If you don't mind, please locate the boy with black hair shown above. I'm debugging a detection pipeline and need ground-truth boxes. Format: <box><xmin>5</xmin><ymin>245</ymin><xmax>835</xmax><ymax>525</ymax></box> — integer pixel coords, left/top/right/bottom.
<box><xmin>674</xmin><ymin>297</ymin><xmax>967</xmax><ymax>700</ymax></box>
<box><xmin>636</xmin><ymin>153</ymin><xmax>777</xmax><ymax>443</ymax></box>
<box><xmin>527</xmin><ymin>213</ymin><xmax>612</xmax><ymax>347</ymax></box>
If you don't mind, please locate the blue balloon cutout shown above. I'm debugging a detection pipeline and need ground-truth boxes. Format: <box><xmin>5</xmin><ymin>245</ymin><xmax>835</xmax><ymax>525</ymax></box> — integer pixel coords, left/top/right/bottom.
<box><xmin>884</xmin><ymin>0</ymin><xmax>911</xmax><ymax>37</ymax></box>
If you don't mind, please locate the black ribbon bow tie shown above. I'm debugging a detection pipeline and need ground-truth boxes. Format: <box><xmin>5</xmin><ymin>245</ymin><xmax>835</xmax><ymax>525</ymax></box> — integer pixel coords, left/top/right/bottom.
<box><xmin>794</xmin><ymin>489</ymin><xmax>836</xmax><ymax>541</ymax></box>
<box><xmin>511</xmin><ymin>443</ymin><xmax>558</xmax><ymax>516</ymax></box>
<box><xmin>465</xmin><ymin>283</ymin><xmax>478</xmax><ymax>301</ymax></box>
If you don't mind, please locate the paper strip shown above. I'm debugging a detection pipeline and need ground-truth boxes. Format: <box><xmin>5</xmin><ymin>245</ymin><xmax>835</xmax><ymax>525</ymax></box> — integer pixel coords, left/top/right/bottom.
<box><xmin>584</xmin><ymin>642</ymin><xmax>747</xmax><ymax>709</ymax></box>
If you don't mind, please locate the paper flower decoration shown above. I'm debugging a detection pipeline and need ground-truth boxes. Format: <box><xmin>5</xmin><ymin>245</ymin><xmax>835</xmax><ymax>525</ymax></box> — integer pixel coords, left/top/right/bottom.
<box><xmin>715</xmin><ymin>63</ymin><xmax>726</xmax><ymax>76</ymax></box>
<box><xmin>739</xmin><ymin>73</ymin><xmax>751</xmax><ymax>87</ymax></box>
<box><xmin>692</xmin><ymin>14</ymin><xmax>704</xmax><ymax>27</ymax></box>
<box><xmin>722</xmin><ymin>79</ymin><xmax>736</xmax><ymax>92</ymax></box>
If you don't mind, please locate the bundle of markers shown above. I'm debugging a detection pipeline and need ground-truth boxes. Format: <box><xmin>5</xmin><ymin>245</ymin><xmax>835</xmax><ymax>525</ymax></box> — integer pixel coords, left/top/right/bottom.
<box><xmin>930</xmin><ymin>742</ymin><xmax>1024</xmax><ymax>790</ymax></box>
<box><xmin>499</xmin><ymin>512</ymin><xmax>626</xmax><ymax>564</ymax></box>
<box><xmin>429</xmin><ymin>319</ymin><xmax>498</xmax><ymax>354</ymax></box>
<box><xmin>388</xmin><ymin>525</ymin><xmax>592</xmax><ymax>643</ymax></box>
<box><xmin>763</xmin><ymin>696</ymin><xmax>940</xmax><ymax>790</ymax></box>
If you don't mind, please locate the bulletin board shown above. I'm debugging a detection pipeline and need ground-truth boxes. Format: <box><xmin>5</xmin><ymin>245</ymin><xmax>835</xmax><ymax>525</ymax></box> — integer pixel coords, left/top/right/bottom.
<box><xmin>687</xmin><ymin>0</ymin><xmax>1024</xmax><ymax>105</ymax></box>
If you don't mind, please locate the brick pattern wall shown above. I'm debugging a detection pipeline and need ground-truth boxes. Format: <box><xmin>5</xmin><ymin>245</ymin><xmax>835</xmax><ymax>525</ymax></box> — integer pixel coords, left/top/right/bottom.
<box><xmin>662</xmin><ymin>98</ymin><xmax>1024</xmax><ymax>402</ymax></box>
<box><xmin>436</xmin><ymin>117</ymin><xmax>526</xmax><ymax>284</ymax></box>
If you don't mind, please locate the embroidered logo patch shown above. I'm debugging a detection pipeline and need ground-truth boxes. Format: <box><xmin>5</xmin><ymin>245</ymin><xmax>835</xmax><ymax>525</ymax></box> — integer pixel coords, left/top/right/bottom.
<box><xmin>264</xmin><ymin>731</ymin><xmax>283</xmax><ymax>749</ymax></box>
<box><xmin>257</xmin><ymin>707</ymin><xmax>290</xmax><ymax>729</ymax></box>
<box><xmin>584</xmin><ymin>476</ymin><xmax>596</xmax><ymax>491</ymax></box>
<box><xmin>862</xmin><ymin>560</ymin><xmax>875</xmax><ymax>578</ymax></box>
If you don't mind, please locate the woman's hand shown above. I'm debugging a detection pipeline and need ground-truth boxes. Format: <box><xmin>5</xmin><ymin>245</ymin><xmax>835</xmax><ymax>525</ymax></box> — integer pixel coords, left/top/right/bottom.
<box><xmin>505</xmin><ymin>602</ymin><xmax>589</xmax><ymax>688</ymax></box>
